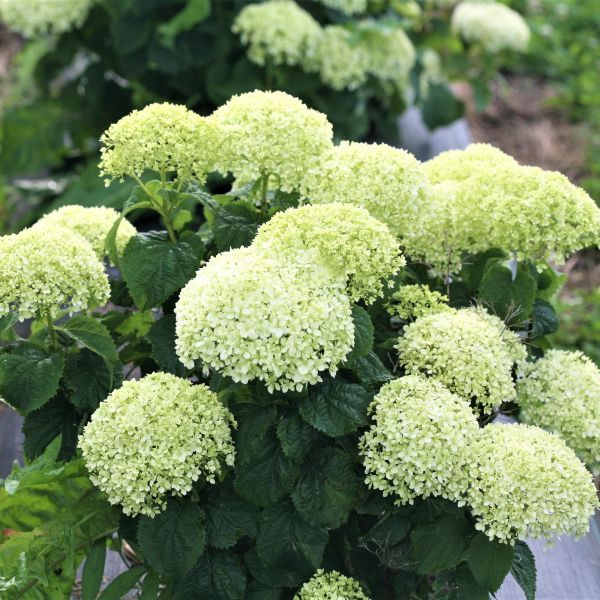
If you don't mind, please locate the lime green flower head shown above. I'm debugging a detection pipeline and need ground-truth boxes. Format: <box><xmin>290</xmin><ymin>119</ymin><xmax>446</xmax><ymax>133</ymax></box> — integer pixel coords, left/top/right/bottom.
<box><xmin>99</xmin><ymin>102</ymin><xmax>217</xmax><ymax>184</ymax></box>
<box><xmin>452</xmin><ymin>2</ymin><xmax>530</xmax><ymax>53</ymax></box>
<box><xmin>233</xmin><ymin>0</ymin><xmax>322</xmax><ymax>68</ymax></box>
<box><xmin>386</xmin><ymin>284</ymin><xmax>450</xmax><ymax>321</ymax></box>
<box><xmin>316</xmin><ymin>0</ymin><xmax>367</xmax><ymax>15</ymax></box>
<box><xmin>517</xmin><ymin>350</ymin><xmax>600</xmax><ymax>474</ymax></box>
<box><xmin>210</xmin><ymin>91</ymin><xmax>333</xmax><ymax>193</ymax></box>
<box><xmin>79</xmin><ymin>372</ymin><xmax>236</xmax><ymax>518</ymax></box>
<box><xmin>175</xmin><ymin>247</ymin><xmax>354</xmax><ymax>393</ymax></box>
<box><xmin>467</xmin><ymin>423</ymin><xmax>599</xmax><ymax>543</ymax></box>
<box><xmin>0</xmin><ymin>0</ymin><xmax>95</xmax><ymax>36</ymax></box>
<box><xmin>0</xmin><ymin>225</ymin><xmax>109</xmax><ymax>320</ymax></box>
<box><xmin>360</xmin><ymin>375</ymin><xmax>479</xmax><ymax>505</ymax></box>
<box><xmin>35</xmin><ymin>205</ymin><xmax>136</xmax><ymax>262</ymax></box>
<box><xmin>296</xmin><ymin>570</ymin><xmax>369</xmax><ymax>600</ymax></box>
<box><xmin>305</xmin><ymin>141</ymin><xmax>429</xmax><ymax>240</ymax></box>
<box><xmin>396</xmin><ymin>307</ymin><xmax>524</xmax><ymax>413</ymax></box>
<box><xmin>253</xmin><ymin>203</ymin><xmax>405</xmax><ymax>304</ymax></box>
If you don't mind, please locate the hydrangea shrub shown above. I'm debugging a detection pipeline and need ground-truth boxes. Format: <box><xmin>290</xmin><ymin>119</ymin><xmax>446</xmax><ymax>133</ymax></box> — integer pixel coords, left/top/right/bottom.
<box><xmin>0</xmin><ymin>90</ymin><xmax>598</xmax><ymax>599</ymax></box>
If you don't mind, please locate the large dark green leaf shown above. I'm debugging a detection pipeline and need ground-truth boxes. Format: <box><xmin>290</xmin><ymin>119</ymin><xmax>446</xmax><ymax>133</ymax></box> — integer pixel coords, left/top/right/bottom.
<box><xmin>349</xmin><ymin>351</ymin><xmax>393</xmax><ymax>387</ymax></box>
<box><xmin>121</xmin><ymin>231</ymin><xmax>202</xmax><ymax>309</ymax></box>
<box><xmin>510</xmin><ymin>541</ymin><xmax>536</xmax><ymax>600</ymax></box>
<box><xmin>421</xmin><ymin>83</ymin><xmax>465</xmax><ymax>130</ymax></box>
<box><xmin>276</xmin><ymin>412</ymin><xmax>320</xmax><ymax>463</ymax></box>
<box><xmin>298</xmin><ymin>380</ymin><xmax>371</xmax><ymax>437</ymax></box>
<box><xmin>147</xmin><ymin>313</ymin><xmax>189</xmax><ymax>376</ymax></box>
<box><xmin>291</xmin><ymin>448</ymin><xmax>363</xmax><ymax>528</ymax></box>
<box><xmin>346</xmin><ymin>305</ymin><xmax>374</xmax><ymax>362</ymax></box>
<box><xmin>58</xmin><ymin>316</ymin><xmax>119</xmax><ymax>364</ymax></box>
<box><xmin>431</xmin><ymin>564</ymin><xmax>489</xmax><ymax>600</ymax></box>
<box><xmin>212</xmin><ymin>203</ymin><xmax>261</xmax><ymax>251</ymax></box>
<box><xmin>465</xmin><ymin>533</ymin><xmax>514</xmax><ymax>593</ymax></box>
<box><xmin>81</xmin><ymin>539</ymin><xmax>108</xmax><ymax>600</ymax></box>
<box><xmin>137</xmin><ymin>501</ymin><xmax>207</xmax><ymax>580</ymax></box>
<box><xmin>98</xmin><ymin>566</ymin><xmax>146</xmax><ymax>600</ymax></box>
<box><xmin>0</xmin><ymin>344</ymin><xmax>64</xmax><ymax>415</ymax></box>
<box><xmin>530</xmin><ymin>299</ymin><xmax>559</xmax><ymax>339</ymax></box>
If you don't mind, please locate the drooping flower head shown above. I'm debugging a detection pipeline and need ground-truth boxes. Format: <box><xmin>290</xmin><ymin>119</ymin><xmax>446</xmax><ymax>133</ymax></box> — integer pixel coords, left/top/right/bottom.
<box><xmin>253</xmin><ymin>203</ymin><xmax>405</xmax><ymax>303</ymax></box>
<box><xmin>35</xmin><ymin>205</ymin><xmax>136</xmax><ymax>262</ymax></box>
<box><xmin>467</xmin><ymin>424</ymin><xmax>599</xmax><ymax>543</ymax></box>
<box><xmin>210</xmin><ymin>91</ymin><xmax>333</xmax><ymax>193</ymax></box>
<box><xmin>0</xmin><ymin>225</ymin><xmax>110</xmax><ymax>320</ymax></box>
<box><xmin>386</xmin><ymin>284</ymin><xmax>450</xmax><ymax>321</ymax></box>
<box><xmin>451</xmin><ymin>2</ymin><xmax>530</xmax><ymax>53</ymax></box>
<box><xmin>517</xmin><ymin>350</ymin><xmax>600</xmax><ymax>474</ymax></box>
<box><xmin>99</xmin><ymin>103</ymin><xmax>217</xmax><ymax>184</ymax></box>
<box><xmin>360</xmin><ymin>376</ymin><xmax>479</xmax><ymax>505</ymax></box>
<box><xmin>396</xmin><ymin>307</ymin><xmax>525</xmax><ymax>413</ymax></box>
<box><xmin>296</xmin><ymin>570</ymin><xmax>369</xmax><ymax>600</ymax></box>
<box><xmin>79</xmin><ymin>372</ymin><xmax>236</xmax><ymax>517</ymax></box>
<box><xmin>305</xmin><ymin>141</ymin><xmax>429</xmax><ymax>240</ymax></box>
<box><xmin>0</xmin><ymin>0</ymin><xmax>95</xmax><ymax>36</ymax></box>
<box><xmin>233</xmin><ymin>0</ymin><xmax>322</xmax><ymax>67</ymax></box>
<box><xmin>175</xmin><ymin>248</ymin><xmax>354</xmax><ymax>393</ymax></box>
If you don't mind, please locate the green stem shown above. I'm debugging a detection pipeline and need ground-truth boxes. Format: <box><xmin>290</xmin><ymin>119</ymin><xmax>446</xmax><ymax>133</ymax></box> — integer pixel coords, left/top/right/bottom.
<box><xmin>163</xmin><ymin>211</ymin><xmax>177</xmax><ymax>243</ymax></box>
<box><xmin>46</xmin><ymin>312</ymin><xmax>57</xmax><ymax>348</ymax></box>
<box><xmin>132</xmin><ymin>175</ymin><xmax>154</xmax><ymax>200</ymax></box>
<box><xmin>260</xmin><ymin>174</ymin><xmax>270</xmax><ymax>220</ymax></box>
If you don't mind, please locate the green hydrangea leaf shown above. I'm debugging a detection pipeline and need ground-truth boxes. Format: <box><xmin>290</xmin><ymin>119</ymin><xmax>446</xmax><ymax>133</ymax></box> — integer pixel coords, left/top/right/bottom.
<box><xmin>431</xmin><ymin>564</ymin><xmax>489</xmax><ymax>600</ymax></box>
<box><xmin>121</xmin><ymin>231</ymin><xmax>202</xmax><ymax>309</ymax></box>
<box><xmin>212</xmin><ymin>203</ymin><xmax>261</xmax><ymax>251</ymax></box>
<box><xmin>298</xmin><ymin>380</ymin><xmax>371</xmax><ymax>437</ymax></box>
<box><xmin>59</xmin><ymin>315</ymin><xmax>119</xmax><ymax>365</ymax></box>
<box><xmin>348</xmin><ymin>350</ymin><xmax>394</xmax><ymax>387</ymax></box>
<box><xmin>98</xmin><ymin>566</ymin><xmax>147</xmax><ymax>600</ymax></box>
<box><xmin>137</xmin><ymin>501</ymin><xmax>207</xmax><ymax>580</ymax></box>
<box><xmin>346</xmin><ymin>305</ymin><xmax>374</xmax><ymax>361</ymax></box>
<box><xmin>465</xmin><ymin>533</ymin><xmax>514</xmax><ymax>593</ymax></box>
<box><xmin>291</xmin><ymin>448</ymin><xmax>363</xmax><ymax>528</ymax></box>
<box><xmin>530</xmin><ymin>298</ymin><xmax>559</xmax><ymax>339</ymax></box>
<box><xmin>81</xmin><ymin>539</ymin><xmax>108</xmax><ymax>600</ymax></box>
<box><xmin>510</xmin><ymin>541</ymin><xmax>536</xmax><ymax>600</ymax></box>
<box><xmin>0</xmin><ymin>343</ymin><xmax>64</xmax><ymax>415</ymax></box>
<box><xmin>147</xmin><ymin>313</ymin><xmax>190</xmax><ymax>377</ymax></box>
<box><xmin>276</xmin><ymin>411</ymin><xmax>320</xmax><ymax>462</ymax></box>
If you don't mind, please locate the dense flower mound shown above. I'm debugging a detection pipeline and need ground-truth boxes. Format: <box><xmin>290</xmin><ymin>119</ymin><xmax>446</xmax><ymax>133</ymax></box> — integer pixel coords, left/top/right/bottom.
<box><xmin>99</xmin><ymin>103</ymin><xmax>217</xmax><ymax>183</ymax></box>
<box><xmin>408</xmin><ymin>144</ymin><xmax>600</xmax><ymax>271</ymax></box>
<box><xmin>79</xmin><ymin>373</ymin><xmax>236</xmax><ymax>517</ymax></box>
<box><xmin>517</xmin><ymin>350</ymin><xmax>600</xmax><ymax>474</ymax></box>
<box><xmin>175</xmin><ymin>248</ymin><xmax>354</xmax><ymax>393</ymax></box>
<box><xmin>467</xmin><ymin>424</ymin><xmax>599</xmax><ymax>543</ymax></box>
<box><xmin>253</xmin><ymin>204</ymin><xmax>404</xmax><ymax>303</ymax></box>
<box><xmin>210</xmin><ymin>91</ymin><xmax>333</xmax><ymax>193</ymax></box>
<box><xmin>296</xmin><ymin>569</ymin><xmax>369</xmax><ymax>600</ymax></box>
<box><xmin>0</xmin><ymin>225</ymin><xmax>109</xmax><ymax>320</ymax></box>
<box><xmin>360</xmin><ymin>376</ymin><xmax>479</xmax><ymax>505</ymax></box>
<box><xmin>317</xmin><ymin>0</ymin><xmax>367</xmax><ymax>16</ymax></box>
<box><xmin>451</xmin><ymin>1</ymin><xmax>530</xmax><ymax>53</ymax></box>
<box><xmin>305</xmin><ymin>141</ymin><xmax>429</xmax><ymax>239</ymax></box>
<box><xmin>386</xmin><ymin>284</ymin><xmax>450</xmax><ymax>321</ymax></box>
<box><xmin>0</xmin><ymin>0</ymin><xmax>94</xmax><ymax>37</ymax></box>
<box><xmin>35</xmin><ymin>205</ymin><xmax>136</xmax><ymax>261</ymax></box>
<box><xmin>396</xmin><ymin>308</ymin><xmax>524</xmax><ymax>413</ymax></box>
<box><xmin>233</xmin><ymin>1</ymin><xmax>322</xmax><ymax>67</ymax></box>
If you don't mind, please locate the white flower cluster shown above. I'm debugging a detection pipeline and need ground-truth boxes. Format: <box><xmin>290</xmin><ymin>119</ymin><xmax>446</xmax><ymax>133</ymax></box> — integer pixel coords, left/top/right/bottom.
<box><xmin>296</xmin><ymin>569</ymin><xmax>369</xmax><ymax>599</ymax></box>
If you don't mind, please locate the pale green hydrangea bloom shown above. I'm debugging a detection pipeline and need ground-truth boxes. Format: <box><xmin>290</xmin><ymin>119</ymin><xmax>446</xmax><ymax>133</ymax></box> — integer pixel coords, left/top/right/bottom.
<box><xmin>0</xmin><ymin>0</ymin><xmax>95</xmax><ymax>36</ymax></box>
<box><xmin>210</xmin><ymin>91</ymin><xmax>333</xmax><ymax>193</ymax></box>
<box><xmin>396</xmin><ymin>307</ymin><xmax>524</xmax><ymax>413</ymax></box>
<box><xmin>296</xmin><ymin>569</ymin><xmax>369</xmax><ymax>600</ymax></box>
<box><xmin>305</xmin><ymin>141</ymin><xmax>429</xmax><ymax>240</ymax></box>
<box><xmin>99</xmin><ymin>103</ymin><xmax>217</xmax><ymax>183</ymax></box>
<box><xmin>467</xmin><ymin>424</ymin><xmax>599</xmax><ymax>543</ymax></box>
<box><xmin>0</xmin><ymin>225</ymin><xmax>109</xmax><ymax>320</ymax></box>
<box><xmin>253</xmin><ymin>203</ymin><xmax>405</xmax><ymax>304</ymax></box>
<box><xmin>79</xmin><ymin>372</ymin><xmax>236</xmax><ymax>518</ymax></box>
<box><xmin>316</xmin><ymin>0</ymin><xmax>367</xmax><ymax>15</ymax></box>
<box><xmin>360</xmin><ymin>376</ymin><xmax>479</xmax><ymax>505</ymax></box>
<box><xmin>517</xmin><ymin>350</ymin><xmax>600</xmax><ymax>474</ymax></box>
<box><xmin>233</xmin><ymin>1</ymin><xmax>322</xmax><ymax>67</ymax></box>
<box><xmin>35</xmin><ymin>205</ymin><xmax>136</xmax><ymax>262</ymax></box>
<box><xmin>386</xmin><ymin>284</ymin><xmax>450</xmax><ymax>321</ymax></box>
<box><xmin>175</xmin><ymin>247</ymin><xmax>354</xmax><ymax>393</ymax></box>
<box><xmin>451</xmin><ymin>2</ymin><xmax>530</xmax><ymax>53</ymax></box>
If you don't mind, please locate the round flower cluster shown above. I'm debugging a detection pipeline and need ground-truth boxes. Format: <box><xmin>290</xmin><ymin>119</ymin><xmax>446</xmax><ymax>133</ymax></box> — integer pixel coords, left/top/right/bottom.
<box><xmin>451</xmin><ymin>1</ymin><xmax>530</xmax><ymax>53</ymax></box>
<box><xmin>0</xmin><ymin>0</ymin><xmax>94</xmax><ymax>37</ymax></box>
<box><xmin>296</xmin><ymin>570</ymin><xmax>368</xmax><ymax>600</ymax></box>
<box><xmin>396</xmin><ymin>308</ymin><xmax>524</xmax><ymax>413</ymax></box>
<box><xmin>386</xmin><ymin>284</ymin><xmax>449</xmax><ymax>321</ymax></box>
<box><xmin>517</xmin><ymin>350</ymin><xmax>600</xmax><ymax>474</ymax></box>
<box><xmin>0</xmin><ymin>225</ymin><xmax>109</xmax><ymax>320</ymax></box>
<box><xmin>360</xmin><ymin>376</ymin><xmax>479</xmax><ymax>504</ymax></box>
<box><xmin>100</xmin><ymin>103</ymin><xmax>217</xmax><ymax>184</ymax></box>
<box><xmin>233</xmin><ymin>1</ymin><xmax>321</xmax><ymax>67</ymax></box>
<box><xmin>305</xmin><ymin>141</ymin><xmax>429</xmax><ymax>240</ymax></box>
<box><xmin>210</xmin><ymin>91</ymin><xmax>333</xmax><ymax>193</ymax></box>
<box><xmin>317</xmin><ymin>0</ymin><xmax>367</xmax><ymax>15</ymax></box>
<box><xmin>254</xmin><ymin>203</ymin><xmax>405</xmax><ymax>303</ymax></box>
<box><xmin>79</xmin><ymin>373</ymin><xmax>236</xmax><ymax>517</ymax></box>
<box><xmin>467</xmin><ymin>424</ymin><xmax>599</xmax><ymax>542</ymax></box>
<box><xmin>175</xmin><ymin>248</ymin><xmax>354</xmax><ymax>393</ymax></box>
<box><xmin>35</xmin><ymin>205</ymin><xmax>136</xmax><ymax>262</ymax></box>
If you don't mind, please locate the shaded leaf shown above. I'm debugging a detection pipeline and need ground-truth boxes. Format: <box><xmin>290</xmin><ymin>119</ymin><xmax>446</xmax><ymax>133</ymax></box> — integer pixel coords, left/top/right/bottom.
<box><xmin>466</xmin><ymin>533</ymin><xmax>514</xmax><ymax>593</ymax></box>
<box><xmin>510</xmin><ymin>541</ymin><xmax>536</xmax><ymax>600</ymax></box>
